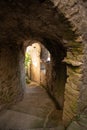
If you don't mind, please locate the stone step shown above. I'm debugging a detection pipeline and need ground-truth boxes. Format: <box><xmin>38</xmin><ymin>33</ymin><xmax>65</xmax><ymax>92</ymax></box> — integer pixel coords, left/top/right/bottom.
<box><xmin>0</xmin><ymin>110</ymin><xmax>44</xmax><ymax>130</ymax></box>
<box><xmin>25</xmin><ymin>125</ymin><xmax>65</xmax><ymax>130</ymax></box>
<box><xmin>0</xmin><ymin>110</ymin><xmax>64</xmax><ymax>130</ymax></box>
<box><xmin>0</xmin><ymin>128</ymin><xmax>65</xmax><ymax>130</ymax></box>
<box><xmin>0</xmin><ymin>86</ymin><xmax>63</xmax><ymax>130</ymax></box>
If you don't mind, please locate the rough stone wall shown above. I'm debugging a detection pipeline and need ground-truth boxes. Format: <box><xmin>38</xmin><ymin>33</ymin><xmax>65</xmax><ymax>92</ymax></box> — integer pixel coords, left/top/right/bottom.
<box><xmin>0</xmin><ymin>43</ymin><xmax>25</xmax><ymax>110</ymax></box>
<box><xmin>40</xmin><ymin>44</ymin><xmax>50</xmax><ymax>86</ymax></box>
<box><xmin>40</xmin><ymin>65</ymin><xmax>47</xmax><ymax>86</ymax></box>
<box><xmin>78</xmin><ymin>0</ymin><xmax>87</xmax><ymax>112</ymax></box>
<box><xmin>46</xmin><ymin>46</ymin><xmax>66</xmax><ymax>110</ymax></box>
<box><xmin>40</xmin><ymin>44</ymin><xmax>50</xmax><ymax>62</ymax></box>
<box><xmin>50</xmin><ymin>58</ymin><xmax>66</xmax><ymax>110</ymax></box>
<box><xmin>50</xmin><ymin>0</ymin><xmax>87</xmax><ymax>125</ymax></box>
<box><xmin>63</xmin><ymin>44</ymin><xmax>83</xmax><ymax>125</ymax></box>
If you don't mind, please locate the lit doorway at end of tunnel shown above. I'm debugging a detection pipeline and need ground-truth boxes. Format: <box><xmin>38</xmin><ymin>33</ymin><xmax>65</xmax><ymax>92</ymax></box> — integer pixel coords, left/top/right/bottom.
<box><xmin>25</xmin><ymin>42</ymin><xmax>51</xmax><ymax>87</ymax></box>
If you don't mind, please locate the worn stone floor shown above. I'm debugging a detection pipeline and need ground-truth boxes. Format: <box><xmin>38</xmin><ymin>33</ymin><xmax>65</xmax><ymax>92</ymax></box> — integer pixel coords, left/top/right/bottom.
<box><xmin>0</xmin><ymin>82</ymin><xmax>64</xmax><ymax>130</ymax></box>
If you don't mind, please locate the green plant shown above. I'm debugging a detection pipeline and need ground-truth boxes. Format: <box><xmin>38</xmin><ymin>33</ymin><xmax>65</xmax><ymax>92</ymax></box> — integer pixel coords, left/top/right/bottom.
<box><xmin>25</xmin><ymin>52</ymin><xmax>31</xmax><ymax>68</ymax></box>
<box><xmin>25</xmin><ymin>53</ymin><xmax>31</xmax><ymax>82</ymax></box>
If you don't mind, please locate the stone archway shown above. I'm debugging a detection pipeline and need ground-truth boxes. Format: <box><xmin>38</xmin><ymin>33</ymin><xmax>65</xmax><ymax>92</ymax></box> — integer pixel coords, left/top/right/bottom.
<box><xmin>0</xmin><ymin>0</ymin><xmax>87</xmax><ymax>129</ymax></box>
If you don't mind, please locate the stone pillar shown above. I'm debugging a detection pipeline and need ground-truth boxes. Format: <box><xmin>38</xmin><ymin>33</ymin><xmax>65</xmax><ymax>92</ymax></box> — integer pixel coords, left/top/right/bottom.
<box><xmin>30</xmin><ymin>43</ymin><xmax>41</xmax><ymax>83</ymax></box>
<box><xmin>0</xmin><ymin>43</ymin><xmax>25</xmax><ymax>110</ymax></box>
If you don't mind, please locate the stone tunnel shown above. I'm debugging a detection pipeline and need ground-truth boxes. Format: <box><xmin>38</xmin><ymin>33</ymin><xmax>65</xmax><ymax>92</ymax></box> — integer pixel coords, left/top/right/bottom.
<box><xmin>0</xmin><ymin>0</ymin><xmax>87</xmax><ymax>129</ymax></box>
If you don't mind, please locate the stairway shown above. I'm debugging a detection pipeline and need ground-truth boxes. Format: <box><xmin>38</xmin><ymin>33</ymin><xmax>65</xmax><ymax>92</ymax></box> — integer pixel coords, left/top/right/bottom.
<box><xmin>0</xmin><ymin>83</ymin><xmax>65</xmax><ymax>130</ymax></box>
<box><xmin>0</xmin><ymin>109</ymin><xmax>64</xmax><ymax>130</ymax></box>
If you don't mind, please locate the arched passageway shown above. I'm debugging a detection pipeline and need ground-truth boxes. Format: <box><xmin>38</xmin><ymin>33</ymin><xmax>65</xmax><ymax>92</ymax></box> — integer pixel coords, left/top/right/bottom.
<box><xmin>0</xmin><ymin>0</ymin><xmax>87</xmax><ymax>130</ymax></box>
<box><xmin>25</xmin><ymin>40</ymin><xmax>67</xmax><ymax>110</ymax></box>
